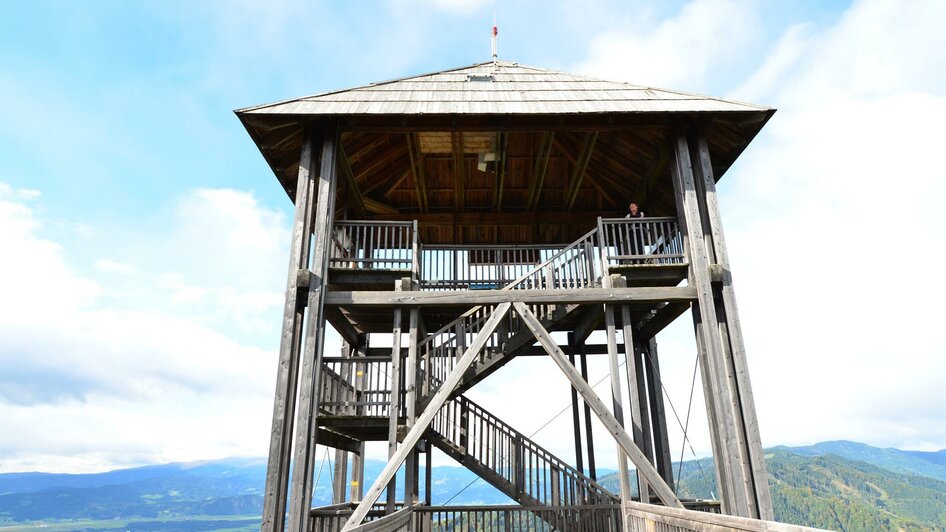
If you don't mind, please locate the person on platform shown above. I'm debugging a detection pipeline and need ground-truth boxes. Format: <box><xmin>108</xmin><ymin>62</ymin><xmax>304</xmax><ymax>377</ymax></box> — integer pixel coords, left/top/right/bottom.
<box><xmin>622</xmin><ymin>199</ymin><xmax>647</xmax><ymax>262</ymax></box>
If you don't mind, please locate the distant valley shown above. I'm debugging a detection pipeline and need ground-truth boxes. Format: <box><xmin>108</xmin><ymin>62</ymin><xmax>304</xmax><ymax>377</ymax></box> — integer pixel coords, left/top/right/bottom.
<box><xmin>1</xmin><ymin>441</ymin><xmax>943</xmax><ymax>531</ymax></box>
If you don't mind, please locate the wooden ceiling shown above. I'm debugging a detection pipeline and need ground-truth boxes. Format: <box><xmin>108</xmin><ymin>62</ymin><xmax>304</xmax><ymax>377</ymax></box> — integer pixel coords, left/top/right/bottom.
<box><xmin>236</xmin><ymin>64</ymin><xmax>773</xmax><ymax>245</ymax></box>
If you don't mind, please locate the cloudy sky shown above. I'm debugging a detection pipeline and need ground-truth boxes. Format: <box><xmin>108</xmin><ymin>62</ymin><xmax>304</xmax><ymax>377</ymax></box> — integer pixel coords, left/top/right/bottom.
<box><xmin>1</xmin><ymin>0</ymin><xmax>945</xmax><ymax>476</ymax></box>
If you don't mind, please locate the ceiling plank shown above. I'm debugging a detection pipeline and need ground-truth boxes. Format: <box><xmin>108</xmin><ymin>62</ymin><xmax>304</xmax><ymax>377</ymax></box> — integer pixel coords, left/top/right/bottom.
<box><xmin>493</xmin><ymin>132</ymin><xmax>508</xmax><ymax>212</ymax></box>
<box><xmin>337</xmin><ymin>144</ymin><xmax>367</xmax><ymax>219</ymax></box>
<box><xmin>406</xmin><ymin>133</ymin><xmax>429</xmax><ymax>213</ymax></box>
<box><xmin>565</xmin><ymin>132</ymin><xmax>598</xmax><ymax>211</ymax></box>
<box><xmin>451</xmin><ymin>131</ymin><xmax>465</xmax><ymax>212</ymax></box>
<box><xmin>526</xmin><ymin>132</ymin><xmax>555</xmax><ymax>211</ymax></box>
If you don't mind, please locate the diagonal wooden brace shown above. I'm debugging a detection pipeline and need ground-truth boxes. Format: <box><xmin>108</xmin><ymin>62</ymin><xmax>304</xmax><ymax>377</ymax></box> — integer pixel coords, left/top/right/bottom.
<box><xmin>513</xmin><ymin>302</ymin><xmax>684</xmax><ymax>509</ymax></box>
<box><xmin>342</xmin><ymin>302</ymin><xmax>513</xmax><ymax>530</ymax></box>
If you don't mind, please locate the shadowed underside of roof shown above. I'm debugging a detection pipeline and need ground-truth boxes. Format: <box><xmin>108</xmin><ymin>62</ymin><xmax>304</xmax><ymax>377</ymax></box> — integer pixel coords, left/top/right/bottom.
<box><xmin>236</xmin><ymin>61</ymin><xmax>774</xmax><ymax>245</ymax></box>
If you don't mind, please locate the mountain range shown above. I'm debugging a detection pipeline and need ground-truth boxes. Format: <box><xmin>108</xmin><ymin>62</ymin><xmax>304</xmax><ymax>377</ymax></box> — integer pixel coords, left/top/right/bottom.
<box><xmin>1</xmin><ymin>440</ymin><xmax>944</xmax><ymax>531</ymax></box>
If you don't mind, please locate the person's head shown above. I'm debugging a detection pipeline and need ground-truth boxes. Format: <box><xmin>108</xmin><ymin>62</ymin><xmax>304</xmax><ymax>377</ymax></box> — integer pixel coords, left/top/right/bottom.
<box><xmin>628</xmin><ymin>200</ymin><xmax>639</xmax><ymax>215</ymax></box>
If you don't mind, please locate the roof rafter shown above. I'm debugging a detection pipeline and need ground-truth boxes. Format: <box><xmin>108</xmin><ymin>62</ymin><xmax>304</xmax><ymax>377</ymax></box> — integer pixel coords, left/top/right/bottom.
<box><xmin>526</xmin><ymin>132</ymin><xmax>555</xmax><ymax>211</ymax></box>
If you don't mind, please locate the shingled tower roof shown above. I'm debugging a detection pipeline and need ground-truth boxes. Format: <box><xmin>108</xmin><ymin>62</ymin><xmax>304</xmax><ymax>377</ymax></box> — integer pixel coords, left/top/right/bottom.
<box><xmin>237</xmin><ymin>60</ymin><xmax>771</xmax><ymax>116</ymax></box>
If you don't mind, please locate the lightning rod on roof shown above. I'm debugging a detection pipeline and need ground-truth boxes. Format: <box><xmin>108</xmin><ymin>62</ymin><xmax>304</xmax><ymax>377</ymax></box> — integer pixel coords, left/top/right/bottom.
<box><xmin>491</xmin><ymin>14</ymin><xmax>498</xmax><ymax>62</ymax></box>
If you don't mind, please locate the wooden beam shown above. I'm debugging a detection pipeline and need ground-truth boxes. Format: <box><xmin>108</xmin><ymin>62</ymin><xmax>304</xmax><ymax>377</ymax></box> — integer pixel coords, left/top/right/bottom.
<box><xmin>385</xmin><ymin>280</ymin><xmax>404</xmax><ymax>512</ymax></box>
<box><xmin>337</xmin><ymin>145</ymin><xmax>366</xmax><ymax>219</ymax></box>
<box><xmin>512</xmin><ymin>302</ymin><xmax>683</xmax><ymax>509</ymax></box>
<box><xmin>325</xmin><ymin>286</ymin><xmax>697</xmax><ymax>307</ymax></box>
<box><xmin>380</xmin><ymin>211</ymin><xmax>607</xmax><ymax>227</ymax></box>
<box><xmin>342</xmin><ymin>303</ymin><xmax>513</xmax><ymax>530</ymax></box>
<box><xmin>527</xmin><ymin>132</ymin><xmax>555</xmax><ymax>211</ymax></box>
<box><xmin>694</xmin><ymin>131</ymin><xmax>773</xmax><ymax>519</ymax></box>
<box><xmin>672</xmin><ymin>130</ymin><xmax>751</xmax><ymax>517</ymax></box>
<box><xmin>638</xmin><ymin>140</ymin><xmax>670</xmax><ymax>207</ymax></box>
<box><xmin>406</xmin><ymin>133</ymin><xmax>428</xmax><ymax>213</ymax></box>
<box><xmin>353</xmin><ymin>142</ymin><xmax>403</xmax><ymax>185</ymax></box>
<box><xmin>565</xmin><ymin>132</ymin><xmax>598</xmax><ymax>211</ymax></box>
<box><xmin>365</xmin><ymin>167</ymin><xmax>410</xmax><ymax>197</ymax></box>
<box><xmin>493</xmin><ymin>132</ymin><xmax>508</xmax><ymax>212</ymax></box>
<box><xmin>603</xmin><ymin>301</ymin><xmax>631</xmax><ymax>504</ymax></box>
<box><xmin>362</xmin><ymin>196</ymin><xmax>399</xmax><ymax>215</ymax></box>
<box><xmin>452</xmin><ymin>131</ymin><xmax>465</xmax><ymax>212</ymax></box>
<box><xmin>637</xmin><ymin>301</ymin><xmax>691</xmax><ymax>342</ymax></box>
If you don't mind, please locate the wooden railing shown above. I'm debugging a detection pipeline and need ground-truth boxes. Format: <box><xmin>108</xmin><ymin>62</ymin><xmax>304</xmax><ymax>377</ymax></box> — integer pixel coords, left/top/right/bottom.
<box><xmin>624</xmin><ymin>501</ymin><xmax>828</xmax><ymax>531</ymax></box>
<box><xmin>328</xmin><ymin>218</ymin><xmax>685</xmax><ymax>288</ymax></box>
<box><xmin>330</xmin><ymin>221</ymin><xmax>418</xmax><ymax>274</ymax></box>
<box><xmin>418</xmin><ymin>245</ymin><xmax>563</xmax><ymax>291</ymax></box>
<box><xmin>417</xmin><ymin>228</ymin><xmax>600</xmax><ymax>399</ymax></box>
<box><xmin>430</xmin><ymin>396</ymin><xmax>618</xmax><ymax>508</ymax></box>
<box><xmin>319</xmin><ymin>356</ymin><xmax>403</xmax><ymax>419</ymax></box>
<box><xmin>599</xmin><ymin>217</ymin><xmax>684</xmax><ymax>267</ymax></box>
<box><xmin>309</xmin><ymin>502</ymin><xmax>406</xmax><ymax>532</ymax></box>
<box><xmin>413</xmin><ymin>504</ymin><xmax>623</xmax><ymax>531</ymax></box>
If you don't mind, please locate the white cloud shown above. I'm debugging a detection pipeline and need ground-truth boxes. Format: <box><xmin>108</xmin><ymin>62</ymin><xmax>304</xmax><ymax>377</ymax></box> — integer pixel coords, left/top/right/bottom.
<box><xmin>0</xmin><ymin>186</ymin><xmax>288</xmax><ymax>472</ymax></box>
<box><xmin>95</xmin><ymin>259</ymin><xmax>137</xmax><ymax>274</ymax></box>
<box><xmin>575</xmin><ymin>0</ymin><xmax>759</xmax><ymax>90</ymax></box>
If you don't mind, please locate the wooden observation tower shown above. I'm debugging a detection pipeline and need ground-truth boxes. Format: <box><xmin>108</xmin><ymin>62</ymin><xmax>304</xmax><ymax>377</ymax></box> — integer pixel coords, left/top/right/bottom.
<box><xmin>237</xmin><ymin>60</ymin><xmax>795</xmax><ymax>531</ymax></box>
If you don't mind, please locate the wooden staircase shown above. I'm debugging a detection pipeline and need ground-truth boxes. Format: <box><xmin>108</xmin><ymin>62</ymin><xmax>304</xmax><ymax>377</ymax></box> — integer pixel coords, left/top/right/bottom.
<box><xmin>427</xmin><ymin>394</ymin><xmax>619</xmax><ymax>526</ymax></box>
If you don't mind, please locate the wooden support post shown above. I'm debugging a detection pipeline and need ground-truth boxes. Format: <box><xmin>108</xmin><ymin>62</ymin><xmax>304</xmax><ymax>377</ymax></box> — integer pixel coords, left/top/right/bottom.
<box><xmin>692</xmin><ymin>131</ymin><xmax>773</xmax><ymax>519</ymax></box>
<box><xmin>644</xmin><ymin>338</ymin><xmax>674</xmax><ymax>489</ymax></box>
<box><xmin>567</xmin><ymin>333</ymin><xmax>584</xmax><ymax>476</ymax></box>
<box><xmin>512</xmin><ymin>302</ymin><xmax>683</xmax><ymax>509</ymax></box>
<box><xmin>424</xmin><ymin>441</ymin><xmax>433</xmax><ymax>505</ymax></box>
<box><xmin>403</xmin><ymin>287</ymin><xmax>420</xmax><ymax>507</ymax></box>
<box><xmin>614</xmin><ymin>275</ymin><xmax>650</xmax><ymax>503</ymax></box>
<box><xmin>671</xmin><ymin>129</ymin><xmax>753</xmax><ymax>517</ymax></box>
<box><xmin>333</xmin><ymin>450</ymin><xmax>349</xmax><ymax>504</ymax></box>
<box><xmin>598</xmin><ymin>257</ymin><xmax>630</xmax><ymax>504</ymax></box>
<box><xmin>285</xmin><ymin>122</ymin><xmax>340</xmax><ymax>532</ymax></box>
<box><xmin>262</xmin><ymin>127</ymin><xmax>318</xmax><ymax>532</ymax></box>
<box><xmin>350</xmin><ymin>442</ymin><xmax>365</xmax><ymax>503</ymax></box>
<box><xmin>342</xmin><ymin>303</ymin><xmax>512</xmax><ymax>530</ymax></box>
<box><xmin>386</xmin><ymin>279</ymin><xmax>406</xmax><ymax>513</ymax></box>
<box><xmin>578</xmin><ymin>341</ymin><xmax>597</xmax><ymax>481</ymax></box>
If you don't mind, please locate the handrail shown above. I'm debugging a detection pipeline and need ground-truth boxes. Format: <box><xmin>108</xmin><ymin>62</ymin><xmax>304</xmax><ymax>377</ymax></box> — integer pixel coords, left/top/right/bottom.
<box><xmin>430</xmin><ymin>395</ymin><xmax>618</xmax><ymax>508</ymax></box>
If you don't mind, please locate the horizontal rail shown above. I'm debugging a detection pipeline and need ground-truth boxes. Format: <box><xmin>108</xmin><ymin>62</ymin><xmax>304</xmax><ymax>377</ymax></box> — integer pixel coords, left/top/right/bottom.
<box><xmin>309</xmin><ymin>502</ymin><xmax>405</xmax><ymax>532</ymax></box>
<box><xmin>414</xmin><ymin>504</ymin><xmax>623</xmax><ymax>532</ymax></box>
<box><xmin>624</xmin><ymin>501</ymin><xmax>829</xmax><ymax>531</ymax></box>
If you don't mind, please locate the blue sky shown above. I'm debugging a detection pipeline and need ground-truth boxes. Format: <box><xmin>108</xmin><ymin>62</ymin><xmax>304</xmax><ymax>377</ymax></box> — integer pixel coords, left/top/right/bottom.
<box><xmin>1</xmin><ymin>0</ymin><xmax>945</xmax><ymax>474</ymax></box>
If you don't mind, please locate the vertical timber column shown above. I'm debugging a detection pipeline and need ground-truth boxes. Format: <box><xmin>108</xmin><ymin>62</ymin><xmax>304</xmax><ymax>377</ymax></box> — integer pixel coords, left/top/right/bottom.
<box><xmin>691</xmin><ymin>129</ymin><xmax>773</xmax><ymax>519</ymax></box>
<box><xmin>578</xmin><ymin>340</ymin><xmax>597</xmax><ymax>481</ymax></box>
<box><xmin>403</xmin><ymin>280</ymin><xmax>420</xmax><ymax>506</ymax></box>
<box><xmin>350</xmin><ymin>335</ymin><xmax>368</xmax><ymax>504</ymax></box>
<box><xmin>671</xmin><ymin>128</ymin><xmax>754</xmax><ymax>517</ymax></box>
<box><xmin>286</xmin><ymin>121</ymin><xmax>340</xmax><ymax>532</ymax></box>
<box><xmin>262</xmin><ymin>126</ymin><xmax>320</xmax><ymax>532</ymax></box>
<box><xmin>643</xmin><ymin>338</ymin><xmax>674</xmax><ymax>489</ymax></box>
<box><xmin>386</xmin><ymin>279</ymin><xmax>406</xmax><ymax>512</ymax></box>
<box><xmin>614</xmin><ymin>275</ymin><xmax>650</xmax><ymax>503</ymax></box>
<box><xmin>567</xmin><ymin>333</ymin><xmax>585</xmax><ymax>477</ymax></box>
<box><xmin>597</xmin><ymin>218</ymin><xmax>631</xmax><ymax>501</ymax></box>
<box><xmin>333</xmin><ymin>342</ymin><xmax>351</xmax><ymax>504</ymax></box>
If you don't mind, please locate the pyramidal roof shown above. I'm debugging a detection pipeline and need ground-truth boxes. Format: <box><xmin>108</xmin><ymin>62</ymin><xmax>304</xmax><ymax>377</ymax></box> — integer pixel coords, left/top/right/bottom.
<box><xmin>237</xmin><ymin>60</ymin><xmax>771</xmax><ymax>116</ymax></box>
